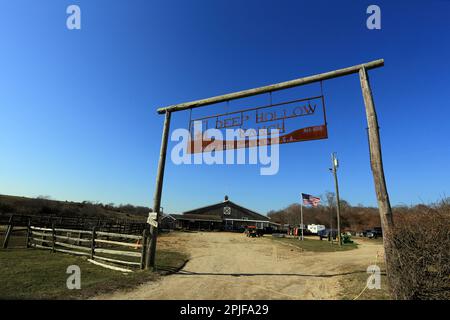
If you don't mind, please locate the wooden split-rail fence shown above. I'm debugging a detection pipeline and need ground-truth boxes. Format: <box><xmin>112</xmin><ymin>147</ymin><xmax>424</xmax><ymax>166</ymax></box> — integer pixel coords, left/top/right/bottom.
<box><xmin>0</xmin><ymin>213</ymin><xmax>147</xmax><ymax>235</ymax></box>
<box><xmin>27</xmin><ymin>225</ymin><xmax>148</xmax><ymax>272</ymax></box>
<box><xmin>1</xmin><ymin>213</ymin><xmax>150</xmax><ymax>272</ymax></box>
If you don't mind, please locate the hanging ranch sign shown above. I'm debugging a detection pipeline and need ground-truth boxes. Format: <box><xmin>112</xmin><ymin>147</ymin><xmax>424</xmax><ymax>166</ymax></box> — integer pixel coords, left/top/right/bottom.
<box><xmin>187</xmin><ymin>95</ymin><xmax>328</xmax><ymax>153</ymax></box>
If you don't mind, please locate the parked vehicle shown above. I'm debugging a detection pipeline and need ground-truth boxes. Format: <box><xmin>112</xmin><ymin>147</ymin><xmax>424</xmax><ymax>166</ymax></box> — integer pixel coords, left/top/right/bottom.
<box><xmin>292</xmin><ymin>226</ymin><xmax>312</xmax><ymax>237</ymax></box>
<box><xmin>318</xmin><ymin>228</ymin><xmax>338</xmax><ymax>241</ymax></box>
<box><xmin>360</xmin><ymin>227</ymin><xmax>383</xmax><ymax>238</ymax></box>
<box><xmin>366</xmin><ymin>227</ymin><xmax>383</xmax><ymax>239</ymax></box>
<box><xmin>373</xmin><ymin>227</ymin><xmax>383</xmax><ymax>237</ymax></box>
<box><xmin>245</xmin><ymin>226</ymin><xmax>264</xmax><ymax>237</ymax></box>
<box><xmin>361</xmin><ymin>229</ymin><xmax>373</xmax><ymax>237</ymax></box>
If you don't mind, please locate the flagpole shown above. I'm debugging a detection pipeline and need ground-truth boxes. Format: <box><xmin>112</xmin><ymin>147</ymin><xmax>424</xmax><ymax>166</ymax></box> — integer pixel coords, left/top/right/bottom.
<box><xmin>300</xmin><ymin>202</ymin><xmax>304</xmax><ymax>241</ymax></box>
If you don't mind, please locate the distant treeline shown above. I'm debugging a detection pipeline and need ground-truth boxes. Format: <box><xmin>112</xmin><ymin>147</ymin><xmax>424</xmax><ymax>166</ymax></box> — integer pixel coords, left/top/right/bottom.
<box><xmin>267</xmin><ymin>192</ymin><xmax>450</xmax><ymax>232</ymax></box>
<box><xmin>0</xmin><ymin>194</ymin><xmax>150</xmax><ymax>222</ymax></box>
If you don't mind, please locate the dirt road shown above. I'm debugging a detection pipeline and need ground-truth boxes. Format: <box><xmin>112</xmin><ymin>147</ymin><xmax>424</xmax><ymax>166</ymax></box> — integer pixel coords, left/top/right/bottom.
<box><xmin>95</xmin><ymin>232</ymin><xmax>383</xmax><ymax>300</ymax></box>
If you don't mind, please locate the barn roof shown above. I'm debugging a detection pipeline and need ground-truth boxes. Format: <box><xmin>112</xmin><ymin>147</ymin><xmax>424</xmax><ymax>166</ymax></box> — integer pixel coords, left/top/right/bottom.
<box><xmin>171</xmin><ymin>213</ymin><xmax>223</xmax><ymax>222</ymax></box>
<box><xmin>182</xmin><ymin>199</ymin><xmax>270</xmax><ymax>221</ymax></box>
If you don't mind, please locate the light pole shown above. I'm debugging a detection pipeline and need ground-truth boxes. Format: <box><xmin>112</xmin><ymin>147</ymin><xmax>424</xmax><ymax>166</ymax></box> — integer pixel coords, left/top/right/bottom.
<box><xmin>330</xmin><ymin>152</ymin><xmax>342</xmax><ymax>246</ymax></box>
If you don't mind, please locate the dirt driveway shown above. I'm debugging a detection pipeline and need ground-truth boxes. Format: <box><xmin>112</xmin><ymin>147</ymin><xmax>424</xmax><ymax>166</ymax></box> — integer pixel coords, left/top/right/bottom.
<box><xmin>95</xmin><ymin>232</ymin><xmax>383</xmax><ymax>300</ymax></box>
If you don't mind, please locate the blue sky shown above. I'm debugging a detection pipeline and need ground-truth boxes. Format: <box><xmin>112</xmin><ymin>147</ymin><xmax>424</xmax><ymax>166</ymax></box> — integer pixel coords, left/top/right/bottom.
<box><xmin>0</xmin><ymin>0</ymin><xmax>449</xmax><ymax>214</ymax></box>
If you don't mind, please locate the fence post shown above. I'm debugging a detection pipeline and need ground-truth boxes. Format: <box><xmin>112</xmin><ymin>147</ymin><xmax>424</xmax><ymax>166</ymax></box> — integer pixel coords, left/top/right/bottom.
<box><xmin>25</xmin><ymin>219</ymin><xmax>31</xmax><ymax>248</ymax></box>
<box><xmin>140</xmin><ymin>229</ymin><xmax>148</xmax><ymax>270</ymax></box>
<box><xmin>51</xmin><ymin>223</ymin><xmax>56</xmax><ymax>253</ymax></box>
<box><xmin>77</xmin><ymin>231</ymin><xmax>82</xmax><ymax>246</ymax></box>
<box><xmin>2</xmin><ymin>215</ymin><xmax>14</xmax><ymax>249</ymax></box>
<box><xmin>91</xmin><ymin>227</ymin><xmax>96</xmax><ymax>260</ymax></box>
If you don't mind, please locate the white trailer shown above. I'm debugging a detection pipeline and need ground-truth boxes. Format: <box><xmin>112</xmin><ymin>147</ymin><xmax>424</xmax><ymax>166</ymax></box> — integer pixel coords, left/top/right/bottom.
<box><xmin>307</xmin><ymin>224</ymin><xmax>326</xmax><ymax>234</ymax></box>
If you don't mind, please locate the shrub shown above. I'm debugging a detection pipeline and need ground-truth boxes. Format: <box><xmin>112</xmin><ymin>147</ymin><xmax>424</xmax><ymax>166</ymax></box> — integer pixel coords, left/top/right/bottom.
<box><xmin>386</xmin><ymin>202</ymin><xmax>450</xmax><ymax>300</ymax></box>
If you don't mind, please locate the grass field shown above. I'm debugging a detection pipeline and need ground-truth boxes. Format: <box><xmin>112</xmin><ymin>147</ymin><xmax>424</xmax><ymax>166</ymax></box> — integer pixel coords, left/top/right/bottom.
<box><xmin>268</xmin><ymin>236</ymin><xmax>390</xmax><ymax>299</ymax></box>
<box><xmin>0</xmin><ymin>247</ymin><xmax>188</xmax><ymax>300</ymax></box>
<box><xmin>268</xmin><ymin>236</ymin><xmax>358</xmax><ymax>252</ymax></box>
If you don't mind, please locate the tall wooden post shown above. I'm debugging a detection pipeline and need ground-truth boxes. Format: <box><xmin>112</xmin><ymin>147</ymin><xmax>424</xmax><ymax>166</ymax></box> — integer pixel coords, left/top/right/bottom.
<box><xmin>359</xmin><ymin>67</ymin><xmax>394</xmax><ymax>235</ymax></box>
<box><xmin>147</xmin><ymin>111</ymin><xmax>172</xmax><ymax>270</ymax></box>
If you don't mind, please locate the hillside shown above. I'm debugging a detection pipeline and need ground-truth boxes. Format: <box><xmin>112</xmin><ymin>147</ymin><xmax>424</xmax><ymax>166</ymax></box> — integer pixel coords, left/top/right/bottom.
<box><xmin>0</xmin><ymin>194</ymin><xmax>149</xmax><ymax>222</ymax></box>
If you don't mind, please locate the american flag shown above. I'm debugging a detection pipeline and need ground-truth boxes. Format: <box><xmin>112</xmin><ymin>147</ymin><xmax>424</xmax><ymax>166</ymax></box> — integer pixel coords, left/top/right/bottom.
<box><xmin>301</xmin><ymin>193</ymin><xmax>321</xmax><ymax>207</ymax></box>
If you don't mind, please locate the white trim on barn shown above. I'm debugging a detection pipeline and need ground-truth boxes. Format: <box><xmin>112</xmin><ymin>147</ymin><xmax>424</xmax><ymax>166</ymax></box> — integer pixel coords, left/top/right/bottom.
<box><xmin>224</xmin><ymin>218</ymin><xmax>280</xmax><ymax>227</ymax></box>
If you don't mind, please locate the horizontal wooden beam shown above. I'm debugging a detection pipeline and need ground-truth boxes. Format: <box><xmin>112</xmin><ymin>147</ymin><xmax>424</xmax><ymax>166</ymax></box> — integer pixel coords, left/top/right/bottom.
<box><xmin>54</xmin><ymin>234</ymin><xmax>91</xmax><ymax>243</ymax></box>
<box><xmin>30</xmin><ymin>243</ymin><xmax>52</xmax><ymax>250</ymax></box>
<box><xmin>55</xmin><ymin>241</ymin><xmax>91</xmax><ymax>252</ymax></box>
<box><xmin>95</xmin><ymin>248</ymin><xmax>142</xmax><ymax>258</ymax></box>
<box><xmin>93</xmin><ymin>255</ymin><xmax>141</xmax><ymax>266</ymax></box>
<box><xmin>30</xmin><ymin>243</ymin><xmax>91</xmax><ymax>257</ymax></box>
<box><xmin>54</xmin><ymin>228</ymin><xmax>92</xmax><ymax>234</ymax></box>
<box><xmin>30</xmin><ymin>226</ymin><xmax>52</xmax><ymax>231</ymax></box>
<box><xmin>96</xmin><ymin>231</ymin><xmax>142</xmax><ymax>240</ymax></box>
<box><xmin>55</xmin><ymin>247</ymin><xmax>91</xmax><ymax>257</ymax></box>
<box><xmin>87</xmin><ymin>259</ymin><xmax>133</xmax><ymax>273</ymax></box>
<box><xmin>30</xmin><ymin>231</ymin><xmax>52</xmax><ymax>237</ymax></box>
<box><xmin>95</xmin><ymin>238</ymin><xmax>142</xmax><ymax>248</ymax></box>
<box><xmin>156</xmin><ymin>59</ymin><xmax>384</xmax><ymax>114</ymax></box>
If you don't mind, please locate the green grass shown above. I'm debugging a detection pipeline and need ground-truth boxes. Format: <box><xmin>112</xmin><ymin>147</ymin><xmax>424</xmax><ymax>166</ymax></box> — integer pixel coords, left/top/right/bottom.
<box><xmin>0</xmin><ymin>247</ymin><xmax>188</xmax><ymax>300</ymax></box>
<box><xmin>337</xmin><ymin>263</ymin><xmax>391</xmax><ymax>300</ymax></box>
<box><xmin>1</xmin><ymin>230</ymin><xmax>28</xmax><ymax>248</ymax></box>
<box><xmin>268</xmin><ymin>236</ymin><xmax>358</xmax><ymax>252</ymax></box>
